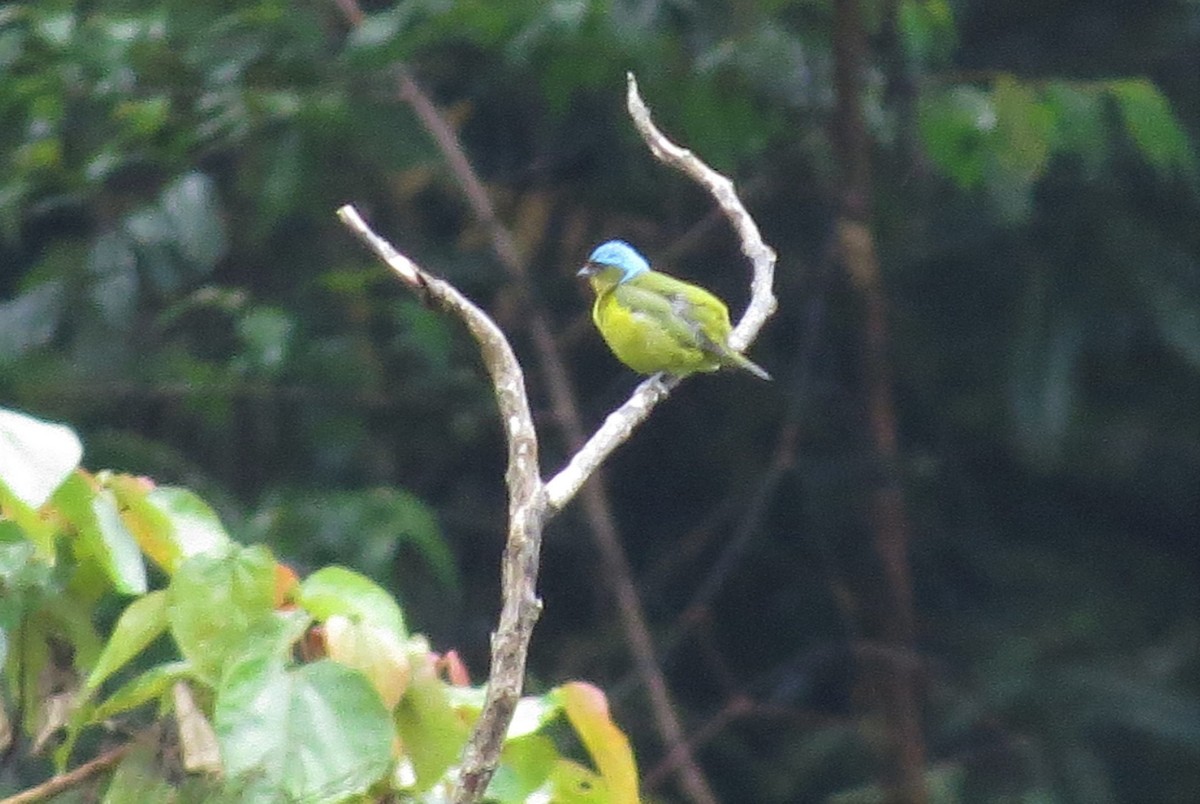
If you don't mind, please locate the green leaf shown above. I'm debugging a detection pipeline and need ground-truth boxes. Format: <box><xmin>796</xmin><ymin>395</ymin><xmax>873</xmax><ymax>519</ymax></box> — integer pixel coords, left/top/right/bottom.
<box><xmin>160</xmin><ymin>171</ymin><xmax>227</xmax><ymax>274</ymax></box>
<box><xmin>9</xmin><ymin>612</ymin><xmax>50</xmax><ymax>739</ymax></box>
<box><xmin>298</xmin><ymin>565</ymin><xmax>407</xmax><ymax>639</ymax></box>
<box><xmin>1109</xmin><ymin>78</ymin><xmax>1198</xmax><ymax>177</ymax></box>
<box><xmin>395</xmin><ymin>653</ymin><xmax>470</xmax><ymax>792</ymax></box>
<box><xmin>262</xmin><ymin>488</ymin><xmax>459</xmax><ymax>595</ymax></box>
<box><xmin>235</xmin><ymin>306</ymin><xmax>294</xmax><ymax>376</ymax></box>
<box><xmin>53</xmin><ymin>473</ymin><xmax>148</xmax><ymax>596</ymax></box>
<box><xmin>0</xmin><ymin>481</ymin><xmax>56</xmax><ymax>560</ymax></box>
<box><xmin>86</xmin><ymin>230</ymin><xmax>139</xmax><ymax>328</ymax></box>
<box><xmin>167</xmin><ymin>545</ymin><xmax>281</xmax><ymax>685</ymax></box>
<box><xmin>214</xmin><ymin>657</ymin><xmax>394</xmax><ymax>801</ymax></box>
<box><xmin>123</xmin><ymin>206</ymin><xmax>181</xmax><ymax>293</ymax></box>
<box><xmin>993</xmin><ymin>75</ymin><xmax>1053</xmax><ymax>178</ymax></box>
<box><xmin>0</xmin><ymin>540</ymin><xmax>52</xmax><ymax>619</ymax></box>
<box><xmin>0</xmin><ymin>407</ymin><xmax>83</xmax><ymax>508</ymax></box>
<box><xmin>41</xmin><ymin>592</ymin><xmax>104</xmax><ymax>672</ymax></box>
<box><xmin>558</xmin><ymin>682</ymin><xmax>640</xmax><ymax>804</ymax></box>
<box><xmin>489</xmin><ymin>734</ymin><xmax>560</xmax><ymax>803</ymax></box>
<box><xmin>102</xmin><ymin>746</ymin><xmax>176</xmax><ymax>803</ymax></box>
<box><xmin>323</xmin><ymin>614</ymin><xmax>410</xmax><ymax>709</ymax></box>
<box><xmin>108</xmin><ymin>477</ymin><xmax>232</xmax><ymax>574</ymax></box>
<box><xmin>84</xmin><ymin>591</ymin><xmax>169</xmax><ymax>694</ymax></box>
<box><xmin>987</xmin><ymin>74</ymin><xmax>1055</xmax><ymax>223</ymax></box>
<box><xmin>538</xmin><ymin>760</ymin><xmax>609</xmax><ymax>804</ymax></box>
<box><xmin>0</xmin><ymin>280</ymin><xmax>65</xmax><ymax>362</ymax></box>
<box><xmin>93</xmin><ymin>660</ymin><xmax>192</xmax><ymax>721</ymax></box>
<box><xmin>918</xmin><ymin>85</ymin><xmax>995</xmax><ymax>189</ymax></box>
<box><xmin>899</xmin><ymin>0</ymin><xmax>956</xmax><ymax>66</ymax></box>
<box><xmin>1043</xmin><ymin>82</ymin><xmax>1108</xmax><ymax>175</ymax></box>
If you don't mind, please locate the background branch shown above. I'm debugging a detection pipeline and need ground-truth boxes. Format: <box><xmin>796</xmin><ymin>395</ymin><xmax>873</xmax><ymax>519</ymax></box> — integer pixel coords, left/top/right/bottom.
<box><xmin>832</xmin><ymin>0</ymin><xmax>927</xmax><ymax>799</ymax></box>
<box><xmin>0</xmin><ymin>743</ymin><xmax>131</xmax><ymax>804</ymax></box>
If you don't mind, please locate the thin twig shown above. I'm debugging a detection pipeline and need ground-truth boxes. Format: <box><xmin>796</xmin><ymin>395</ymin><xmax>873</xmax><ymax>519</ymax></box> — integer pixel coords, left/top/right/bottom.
<box><xmin>543</xmin><ymin>72</ymin><xmax>778</xmax><ymax>510</ymax></box>
<box><xmin>337</xmin><ymin>205</ymin><xmax>547</xmax><ymax>802</ymax></box>
<box><xmin>0</xmin><ymin>743</ymin><xmax>132</xmax><ymax>804</ymax></box>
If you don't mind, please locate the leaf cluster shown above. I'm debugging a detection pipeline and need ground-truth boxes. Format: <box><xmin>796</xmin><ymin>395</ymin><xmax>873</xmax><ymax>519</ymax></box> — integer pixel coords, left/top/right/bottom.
<box><xmin>0</xmin><ymin>406</ymin><xmax>640</xmax><ymax>802</ymax></box>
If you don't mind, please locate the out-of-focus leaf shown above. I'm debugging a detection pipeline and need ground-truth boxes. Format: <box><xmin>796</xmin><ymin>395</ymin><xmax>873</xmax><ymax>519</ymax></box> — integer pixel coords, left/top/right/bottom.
<box><xmin>256</xmin><ymin>128</ymin><xmax>303</xmax><ymax>233</ymax></box>
<box><xmin>536</xmin><ymin>760</ymin><xmax>608</xmax><ymax>804</ymax></box>
<box><xmin>829</xmin><ymin>763</ymin><xmax>967</xmax><ymax>803</ymax></box>
<box><xmin>83</xmin><ymin>590</ymin><xmax>169</xmax><ymax>694</ymax></box>
<box><xmin>344</xmin><ymin>4</ymin><xmax>423</xmax><ymax>67</ymax></box>
<box><xmin>323</xmin><ymin>614</ymin><xmax>410</xmax><ymax>709</ymax></box>
<box><xmin>899</xmin><ymin>0</ymin><xmax>957</xmax><ymax>66</ymax></box>
<box><xmin>1143</xmin><ymin>266</ymin><xmax>1200</xmax><ymax>370</ymax></box>
<box><xmin>394</xmin><ymin>298</ymin><xmax>455</xmax><ymax>370</ymax></box>
<box><xmin>108</xmin><ymin>477</ymin><xmax>232</xmax><ymax>574</ymax></box>
<box><xmin>124</xmin><ymin>206</ymin><xmax>182</xmax><ymax>294</ymax></box>
<box><xmin>558</xmin><ymin>682</ymin><xmax>639</xmax><ymax>804</ymax></box>
<box><xmin>235</xmin><ymin>305</ymin><xmax>294</xmax><ymax>376</ymax></box>
<box><xmin>161</xmin><ymin>171</ymin><xmax>227</xmax><ymax>273</ymax></box>
<box><xmin>93</xmin><ymin>660</ymin><xmax>192</xmax><ymax>721</ymax></box>
<box><xmin>1109</xmin><ymin>79</ymin><xmax>1198</xmax><ymax>178</ymax></box>
<box><xmin>260</xmin><ymin>488</ymin><xmax>459</xmax><ymax>596</ymax></box>
<box><xmin>52</xmin><ymin>472</ymin><xmax>148</xmax><ymax>595</ymax></box>
<box><xmin>0</xmin><ymin>280</ymin><xmax>65</xmax><ymax>361</ymax></box>
<box><xmin>87</xmin><ymin>230</ymin><xmax>139</xmax><ymax>327</ymax></box>
<box><xmin>1043</xmin><ymin>83</ymin><xmax>1108</xmax><ymax>175</ymax></box>
<box><xmin>214</xmin><ymin>657</ymin><xmax>393</xmax><ymax>801</ymax></box>
<box><xmin>298</xmin><ymin>565</ymin><xmax>407</xmax><ymax>639</ymax></box>
<box><xmin>115</xmin><ymin>96</ymin><xmax>170</xmax><ymax>137</ymax></box>
<box><xmin>1008</xmin><ymin>308</ymin><xmax>1082</xmax><ymax>467</ymax></box>
<box><xmin>489</xmin><ymin>734</ymin><xmax>560</xmax><ymax>804</ymax></box>
<box><xmin>726</xmin><ymin>22</ymin><xmax>818</xmax><ymax>108</ymax></box>
<box><xmin>1071</xmin><ymin>667</ymin><xmax>1200</xmax><ymax>749</ymax></box>
<box><xmin>988</xmin><ymin>74</ymin><xmax>1055</xmax><ymax>223</ymax></box>
<box><xmin>102</xmin><ymin>746</ymin><xmax>176</xmax><ymax>804</ymax></box>
<box><xmin>167</xmin><ymin>545</ymin><xmax>281</xmax><ymax>685</ymax></box>
<box><xmin>395</xmin><ymin>652</ymin><xmax>470</xmax><ymax>792</ymax></box>
<box><xmin>919</xmin><ymin>85</ymin><xmax>995</xmax><ymax>188</ymax></box>
<box><xmin>0</xmin><ymin>407</ymin><xmax>83</xmax><ymax>509</ymax></box>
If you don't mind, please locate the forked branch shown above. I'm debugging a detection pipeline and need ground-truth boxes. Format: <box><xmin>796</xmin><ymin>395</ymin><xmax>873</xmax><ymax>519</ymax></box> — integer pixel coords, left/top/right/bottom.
<box><xmin>337</xmin><ymin>71</ymin><xmax>777</xmax><ymax>804</ymax></box>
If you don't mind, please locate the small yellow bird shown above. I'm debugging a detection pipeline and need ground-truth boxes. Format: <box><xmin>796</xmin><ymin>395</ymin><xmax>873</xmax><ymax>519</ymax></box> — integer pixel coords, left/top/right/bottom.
<box><xmin>577</xmin><ymin>240</ymin><xmax>770</xmax><ymax>380</ymax></box>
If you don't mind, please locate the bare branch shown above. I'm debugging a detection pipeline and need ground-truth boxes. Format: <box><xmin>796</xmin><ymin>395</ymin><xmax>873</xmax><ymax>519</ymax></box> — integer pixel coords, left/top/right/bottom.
<box><xmin>624</xmin><ymin>72</ymin><xmax>778</xmax><ymax>348</ymax></box>
<box><xmin>1</xmin><ymin>743</ymin><xmax>133</xmax><ymax>804</ymax></box>
<box><xmin>361</xmin><ymin>54</ymin><xmax>719</xmax><ymax>802</ymax></box>
<box><xmin>336</xmin><ymin>58</ymin><xmax>776</xmax><ymax>804</ymax></box>
<box><xmin>544</xmin><ymin>73</ymin><xmax>779</xmax><ymax>513</ymax></box>
<box><xmin>337</xmin><ymin>205</ymin><xmax>547</xmax><ymax>803</ymax></box>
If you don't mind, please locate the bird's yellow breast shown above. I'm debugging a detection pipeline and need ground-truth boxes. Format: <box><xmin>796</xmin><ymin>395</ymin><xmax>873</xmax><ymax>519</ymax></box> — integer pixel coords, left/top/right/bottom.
<box><xmin>591</xmin><ymin>287</ymin><xmax>720</xmax><ymax>376</ymax></box>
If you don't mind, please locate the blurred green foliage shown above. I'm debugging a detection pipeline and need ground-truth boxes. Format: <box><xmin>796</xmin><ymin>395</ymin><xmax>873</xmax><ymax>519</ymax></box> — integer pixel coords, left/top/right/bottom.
<box><xmin>2</xmin><ymin>0</ymin><xmax>1199</xmax><ymax>801</ymax></box>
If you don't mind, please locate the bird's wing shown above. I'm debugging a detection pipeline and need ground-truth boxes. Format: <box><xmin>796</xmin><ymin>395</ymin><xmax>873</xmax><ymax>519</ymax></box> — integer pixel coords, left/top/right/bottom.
<box><xmin>612</xmin><ymin>281</ymin><xmax>726</xmax><ymax>355</ymax></box>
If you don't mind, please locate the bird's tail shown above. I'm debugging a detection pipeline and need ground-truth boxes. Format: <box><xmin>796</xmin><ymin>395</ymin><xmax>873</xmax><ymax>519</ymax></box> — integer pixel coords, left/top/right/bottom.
<box><xmin>728</xmin><ymin>350</ymin><xmax>772</xmax><ymax>381</ymax></box>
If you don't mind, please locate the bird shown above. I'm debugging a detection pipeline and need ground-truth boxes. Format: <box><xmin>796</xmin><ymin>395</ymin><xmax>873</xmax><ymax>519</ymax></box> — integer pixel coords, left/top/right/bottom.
<box><xmin>577</xmin><ymin>240</ymin><xmax>771</xmax><ymax>380</ymax></box>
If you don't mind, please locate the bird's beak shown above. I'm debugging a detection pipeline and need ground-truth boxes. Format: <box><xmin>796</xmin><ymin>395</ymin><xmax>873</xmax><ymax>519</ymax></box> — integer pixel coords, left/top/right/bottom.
<box><xmin>577</xmin><ymin>262</ymin><xmax>598</xmax><ymax>278</ymax></box>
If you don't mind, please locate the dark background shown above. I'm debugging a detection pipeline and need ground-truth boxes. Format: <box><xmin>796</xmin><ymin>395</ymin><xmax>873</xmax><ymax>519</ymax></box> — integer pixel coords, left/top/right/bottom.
<box><xmin>2</xmin><ymin>0</ymin><xmax>1199</xmax><ymax>800</ymax></box>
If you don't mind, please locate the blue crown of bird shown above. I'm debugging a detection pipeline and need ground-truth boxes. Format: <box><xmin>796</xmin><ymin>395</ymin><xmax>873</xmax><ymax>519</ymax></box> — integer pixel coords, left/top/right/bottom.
<box><xmin>577</xmin><ymin>240</ymin><xmax>771</xmax><ymax>380</ymax></box>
